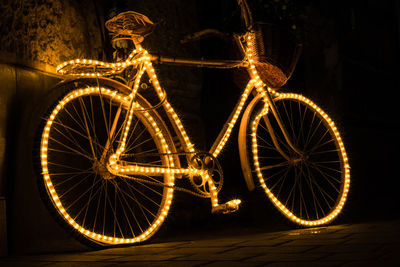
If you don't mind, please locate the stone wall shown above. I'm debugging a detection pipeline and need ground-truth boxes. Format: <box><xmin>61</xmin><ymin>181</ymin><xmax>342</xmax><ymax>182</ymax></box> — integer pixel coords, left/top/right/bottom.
<box><xmin>0</xmin><ymin>0</ymin><xmax>103</xmax><ymax>67</ymax></box>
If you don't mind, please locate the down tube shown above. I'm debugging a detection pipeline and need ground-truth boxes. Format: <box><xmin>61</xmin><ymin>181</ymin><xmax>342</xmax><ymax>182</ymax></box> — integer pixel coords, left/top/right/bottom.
<box><xmin>144</xmin><ymin>57</ymin><xmax>197</xmax><ymax>156</ymax></box>
<box><xmin>209</xmin><ymin>79</ymin><xmax>256</xmax><ymax>158</ymax></box>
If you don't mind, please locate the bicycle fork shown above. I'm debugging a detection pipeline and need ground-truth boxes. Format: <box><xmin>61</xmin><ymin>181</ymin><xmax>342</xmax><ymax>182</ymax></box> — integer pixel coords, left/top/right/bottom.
<box><xmin>261</xmin><ymin>88</ymin><xmax>303</xmax><ymax>161</ymax></box>
<box><xmin>242</xmin><ymin>32</ymin><xmax>302</xmax><ymax>163</ymax></box>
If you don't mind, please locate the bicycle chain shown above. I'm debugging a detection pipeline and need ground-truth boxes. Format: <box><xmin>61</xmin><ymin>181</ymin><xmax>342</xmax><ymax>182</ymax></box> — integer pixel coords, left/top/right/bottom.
<box><xmin>115</xmin><ymin>172</ymin><xmax>210</xmax><ymax>198</ymax></box>
<box><xmin>119</xmin><ymin>151</ymin><xmax>223</xmax><ymax>198</ymax></box>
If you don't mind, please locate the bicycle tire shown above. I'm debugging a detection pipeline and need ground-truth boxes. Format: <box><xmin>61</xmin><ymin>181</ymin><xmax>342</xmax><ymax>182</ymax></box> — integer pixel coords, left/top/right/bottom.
<box><xmin>36</xmin><ymin>81</ymin><xmax>178</xmax><ymax>246</ymax></box>
<box><xmin>249</xmin><ymin>93</ymin><xmax>350</xmax><ymax>226</ymax></box>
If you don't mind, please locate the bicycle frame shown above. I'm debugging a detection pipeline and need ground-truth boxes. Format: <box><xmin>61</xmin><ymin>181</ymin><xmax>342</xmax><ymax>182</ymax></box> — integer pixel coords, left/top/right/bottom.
<box><xmin>100</xmin><ymin>32</ymin><xmax>302</xmax><ymax>210</ymax></box>
<box><xmin>38</xmin><ymin>1</ymin><xmax>350</xmax><ymax>246</ymax></box>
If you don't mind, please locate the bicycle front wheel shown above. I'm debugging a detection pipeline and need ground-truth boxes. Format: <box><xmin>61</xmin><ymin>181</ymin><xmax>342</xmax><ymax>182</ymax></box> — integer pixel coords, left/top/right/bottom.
<box><xmin>38</xmin><ymin>85</ymin><xmax>176</xmax><ymax>246</ymax></box>
<box><xmin>250</xmin><ymin>93</ymin><xmax>350</xmax><ymax>226</ymax></box>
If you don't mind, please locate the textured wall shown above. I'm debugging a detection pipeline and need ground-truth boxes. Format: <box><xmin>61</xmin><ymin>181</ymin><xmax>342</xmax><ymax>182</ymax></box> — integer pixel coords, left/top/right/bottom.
<box><xmin>0</xmin><ymin>0</ymin><xmax>103</xmax><ymax>67</ymax></box>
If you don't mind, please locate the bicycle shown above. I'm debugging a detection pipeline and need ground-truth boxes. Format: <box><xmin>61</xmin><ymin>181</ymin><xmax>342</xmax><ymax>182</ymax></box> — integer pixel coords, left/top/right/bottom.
<box><xmin>36</xmin><ymin>0</ymin><xmax>350</xmax><ymax>246</ymax></box>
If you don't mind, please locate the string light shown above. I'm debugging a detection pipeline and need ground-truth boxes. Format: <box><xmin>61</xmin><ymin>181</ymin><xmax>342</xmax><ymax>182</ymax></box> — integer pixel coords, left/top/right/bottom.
<box><xmin>56</xmin><ymin>49</ymin><xmax>145</xmax><ymax>76</ymax></box>
<box><xmin>211</xmin><ymin>79</ymin><xmax>256</xmax><ymax>158</ymax></box>
<box><xmin>243</xmin><ymin>32</ymin><xmax>350</xmax><ymax>225</ymax></box>
<box><xmin>41</xmin><ymin>87</ymin><xmax>175</xmax><ymax>245</ymax></box>
<box><xmin>49</xmin><ymin>47</ymin><xmax>224</xmax><ymax>244</ymax></box>
<box><xmin>250</xmin><ymin>92</ymin><xmax>350</xmax><ymax>226</ymax></box>
<box><xmin>43</xmin><ymin>30</ymin><xmax>350</xmax><ymax>246</ymax></box>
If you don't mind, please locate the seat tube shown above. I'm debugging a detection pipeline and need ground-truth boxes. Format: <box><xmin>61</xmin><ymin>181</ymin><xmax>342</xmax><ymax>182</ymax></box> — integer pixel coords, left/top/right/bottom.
<box><xmin>100</xmin><ymin>105</ymin><xmax>123</xmax><ymax>162</ymax></box>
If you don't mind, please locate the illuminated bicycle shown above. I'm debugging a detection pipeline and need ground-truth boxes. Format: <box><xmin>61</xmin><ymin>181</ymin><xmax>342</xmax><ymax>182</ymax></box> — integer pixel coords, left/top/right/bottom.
<box><xmin>37</xmin><ymin>0</ymin><xmax>350</xmax><ymax>246</ymax></box>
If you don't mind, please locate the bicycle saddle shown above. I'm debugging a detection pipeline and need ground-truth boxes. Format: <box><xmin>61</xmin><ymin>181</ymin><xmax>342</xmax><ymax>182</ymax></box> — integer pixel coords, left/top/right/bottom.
<box><xmin>105</xmin><ymin>11</ymin><xmax>155</xmax><ymax>41</ymax></box>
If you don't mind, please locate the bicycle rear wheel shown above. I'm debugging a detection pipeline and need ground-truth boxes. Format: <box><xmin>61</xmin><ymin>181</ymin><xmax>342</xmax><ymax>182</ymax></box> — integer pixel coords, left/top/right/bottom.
<box><xmin>250</xmin><ymin>93</ymin><xmax>350</xmax><ymax>226</ymax></box>
<box><xmin>38</xmin><ymin>85</ymin><xmax>176</xmax><ymax>246</ymax></box>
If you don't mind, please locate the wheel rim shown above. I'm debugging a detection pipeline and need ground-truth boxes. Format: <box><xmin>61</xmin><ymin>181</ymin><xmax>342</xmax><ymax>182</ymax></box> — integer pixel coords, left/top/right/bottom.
<box><xmin>251</xmin><ymin>93</ymin><xmax>350</xmax><ymax>226</ymax></box>
<box><xmin>40</xmin><ymin>87</ymin><xmax>174</xmax><ymax>244</ymax></box>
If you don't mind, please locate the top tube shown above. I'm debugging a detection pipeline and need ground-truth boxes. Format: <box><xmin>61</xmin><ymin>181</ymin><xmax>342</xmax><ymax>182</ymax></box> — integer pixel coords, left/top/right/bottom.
<box><xmin>57</xmin><ymin>0</ymin><xmax>256</xmax><ymax>76</ymax></box>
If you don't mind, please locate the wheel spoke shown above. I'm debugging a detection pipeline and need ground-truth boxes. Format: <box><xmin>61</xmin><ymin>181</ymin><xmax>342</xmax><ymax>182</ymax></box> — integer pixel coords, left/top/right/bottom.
<box><xmin>259</xmin><ymin>161</ymin><xmax>289</xmax><ymax>171</ymax></box>
<box><xmin>117</xmin><ymin>181</ymin><xmax>158</xmax><ymax>219</ymax></box>
<box><xmin>309</xmin><ymin>163</ymin><xmax>342</xmax><ymax>191</ymax></box>
<box><xmin>304</xmin><ymin>110</ymin><xmax>317</xmax><ymax>150</ymax></box>
<box><xmin>53</xmin><ymin>116</ymin><xmax>96</xmax><ymax>158</ymax></box>
<box><xmin>78</xmin><ymin>97</ymin><xmax>97</xmax><ymax>159</ymax></box>
<box><xmin>114</xmin><ymin>183</ymin><xmax>136</xmax><ymax>238</ymax></box>
<box><xmin>61</xmin><ymin>174</ymin><xmax>101</xmax><ymax>206</ymax></box>
<box><xmin>74</xmin><ymin>176</ymin><xmax>103</xmax><ymax>223</ymax></box>
<box><xmin>51</xmin><ymin>119</ymin><xmax>105</xmax><ymax>152</ymax></box>
<box><xmin>49</xmin><ymin>136</ymin><xmax>94</xmax><ymax>161</ymax></box>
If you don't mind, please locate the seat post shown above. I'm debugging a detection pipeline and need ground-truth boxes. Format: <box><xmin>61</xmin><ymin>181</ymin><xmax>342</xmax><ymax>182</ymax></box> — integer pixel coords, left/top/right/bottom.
<box><xmin>132</xmin><ymin>37</ymin><xmax>144</xmax><ymax>49</ymax></box>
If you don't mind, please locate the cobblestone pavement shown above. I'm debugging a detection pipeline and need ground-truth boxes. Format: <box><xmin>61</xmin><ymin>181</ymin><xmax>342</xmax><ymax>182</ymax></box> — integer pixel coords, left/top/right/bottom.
<box><xmin>1</xmin><ymin>219</ymin><xmax>399</xmax><ymax>266</ymax></box>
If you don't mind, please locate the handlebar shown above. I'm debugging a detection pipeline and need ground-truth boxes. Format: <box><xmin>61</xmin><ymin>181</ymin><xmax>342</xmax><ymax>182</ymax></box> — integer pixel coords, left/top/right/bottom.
<box><xmin>237</xmin><ymin>0</ymin><xmax>254</xmax><ymax>30</ymax></box>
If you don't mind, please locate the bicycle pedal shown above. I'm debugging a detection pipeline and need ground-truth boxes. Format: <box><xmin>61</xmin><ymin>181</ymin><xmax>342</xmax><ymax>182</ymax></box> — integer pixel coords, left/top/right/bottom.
<box><xmin>212</xmin><ymin>199</ymin><xmax>241</xmax><ymax>214</ymax></box>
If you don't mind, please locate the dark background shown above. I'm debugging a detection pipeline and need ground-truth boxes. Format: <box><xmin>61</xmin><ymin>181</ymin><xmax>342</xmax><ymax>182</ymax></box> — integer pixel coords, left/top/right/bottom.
<box><xmin>126</xmin><ymin>0</ymin><xmax>400</xmax><ymax>242</ymax></box>
<box><xmin>158</xmin><ymin>0</ymin><xmax>400</xmax><ymax>240</ymax></box>
<box><xmin>1</xmin><ymin>0</ymin><xmax>399</xmax><ymax>254</ymax></box>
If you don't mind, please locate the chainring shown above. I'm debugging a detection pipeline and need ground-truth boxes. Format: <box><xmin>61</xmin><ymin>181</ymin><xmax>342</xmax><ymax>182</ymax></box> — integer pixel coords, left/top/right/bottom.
<box><xmin>189</xmin><ymin>152</ymin><xmax>224</xmax><ymax>197</ymax></box>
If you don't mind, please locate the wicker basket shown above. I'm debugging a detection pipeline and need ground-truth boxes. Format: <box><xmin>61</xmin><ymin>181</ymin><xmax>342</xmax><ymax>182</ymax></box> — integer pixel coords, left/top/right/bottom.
<box><xmin>251</xmin><ymin>22</ymin><xmax>302</xmax><ymax>88</ymax></box>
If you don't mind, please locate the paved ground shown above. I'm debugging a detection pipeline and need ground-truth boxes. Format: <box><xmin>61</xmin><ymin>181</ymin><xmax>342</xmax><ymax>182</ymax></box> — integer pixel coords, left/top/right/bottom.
<box><xmin>1</xmin><ymin>219</ymin><xmax>399</xmax><ymax>266</ymax></box>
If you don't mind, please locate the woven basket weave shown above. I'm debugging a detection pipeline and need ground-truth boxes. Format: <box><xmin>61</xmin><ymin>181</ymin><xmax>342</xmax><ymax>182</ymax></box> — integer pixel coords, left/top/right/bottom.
<box><xmin>251</xmin><ymin>22</ymin><xmax>302</xmax><ymax>88</ymax></box>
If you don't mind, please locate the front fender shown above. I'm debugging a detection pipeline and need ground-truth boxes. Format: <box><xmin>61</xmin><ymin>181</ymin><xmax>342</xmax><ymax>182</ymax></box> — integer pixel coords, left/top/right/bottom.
<box><xmin>238</xmin><ymin>94</ymin><xmax>263</xmax><ymax>191</ymax></box>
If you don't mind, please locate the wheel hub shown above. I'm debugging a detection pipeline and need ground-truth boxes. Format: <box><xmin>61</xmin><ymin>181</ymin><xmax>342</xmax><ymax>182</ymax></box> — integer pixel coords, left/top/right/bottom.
<box><xmin>289</xmin><ymin>153</ymin><xmax>309</xmax><ymax>166</ymax></box>
<box><xmin>93</xmin><ymin>160</ymin><xmax>115</xmax><ymax>180</ymax></box>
